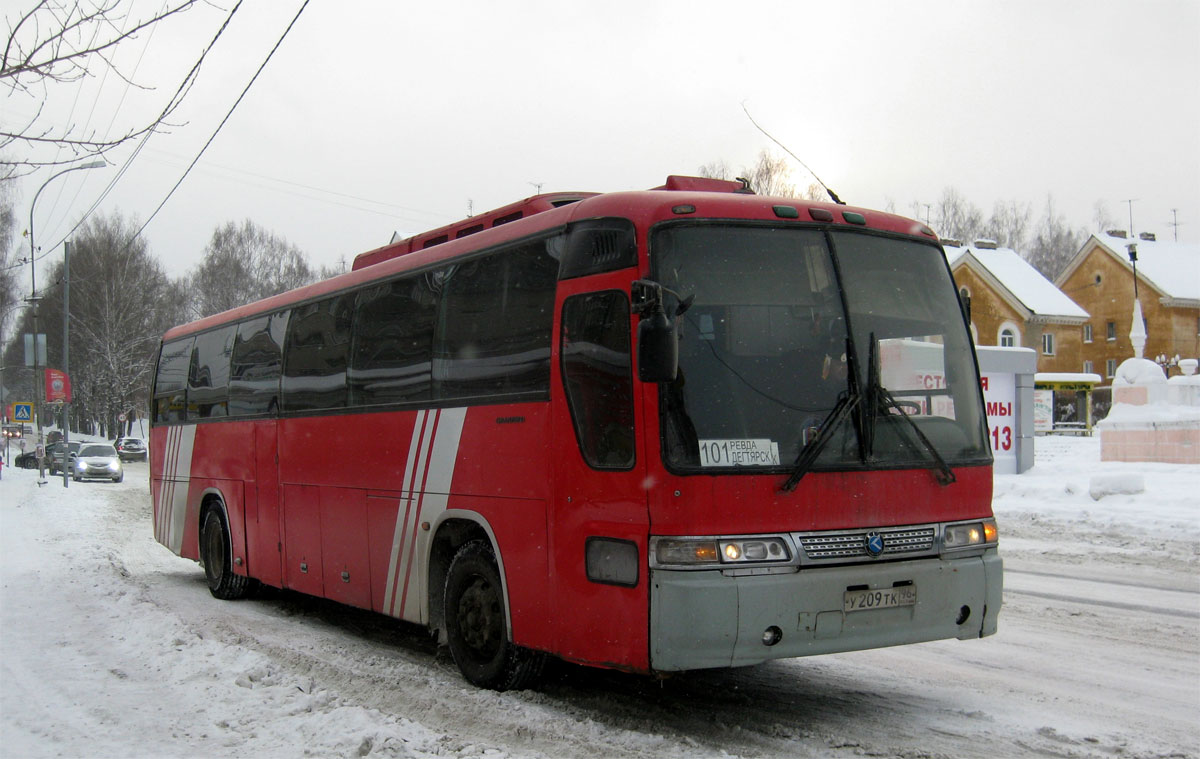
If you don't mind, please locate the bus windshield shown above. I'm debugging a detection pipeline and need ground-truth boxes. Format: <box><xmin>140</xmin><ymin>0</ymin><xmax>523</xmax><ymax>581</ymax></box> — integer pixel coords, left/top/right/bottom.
<box><xmin>652</xmin><ymin>223</ymin><xmax>990</xmax><ymax>474</ymax></box>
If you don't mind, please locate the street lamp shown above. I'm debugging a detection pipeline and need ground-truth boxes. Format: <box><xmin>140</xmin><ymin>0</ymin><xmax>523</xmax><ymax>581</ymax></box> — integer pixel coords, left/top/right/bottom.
<box><xmin>1126</xmin><ymin>242</ymin><xmax>1139</xmax><ymax>304</ymax></box>
<box><xmin>27</xmin><ymin>159</ymin><xmax>105</xmax><ymax>482</ymax></box>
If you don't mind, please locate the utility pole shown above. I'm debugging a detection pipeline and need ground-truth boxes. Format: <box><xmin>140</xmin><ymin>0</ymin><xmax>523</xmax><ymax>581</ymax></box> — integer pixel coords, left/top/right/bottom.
<box><xmin>1168</xmin><ymin>209</ymin><xmax>1181</xmax><ymax>242</ymax></box>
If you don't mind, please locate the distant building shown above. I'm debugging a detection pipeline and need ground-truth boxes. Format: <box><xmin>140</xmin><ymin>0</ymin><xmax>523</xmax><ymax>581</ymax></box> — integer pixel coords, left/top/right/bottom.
<box><xmin>941</xmin><ymin>239</ymin><xmax>1090</xmax><ymax>373</ymax></box>
<box><xmin>1055</xmin><ymin>232</ymin><xmax>1200</xmax><ymax>381</ymax></box>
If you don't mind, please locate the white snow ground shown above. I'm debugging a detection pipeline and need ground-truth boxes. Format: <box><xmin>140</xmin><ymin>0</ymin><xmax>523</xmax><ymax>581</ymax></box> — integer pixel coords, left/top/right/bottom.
<box><xmin>1</xmin><ymin>434</ymin><xmax>1197</xmax><ymax>759</ymax></box>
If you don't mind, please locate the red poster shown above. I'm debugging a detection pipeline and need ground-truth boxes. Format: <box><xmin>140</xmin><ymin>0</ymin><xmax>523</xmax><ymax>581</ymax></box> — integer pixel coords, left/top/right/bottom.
<box><xmin>45</xmin><ymin>368</ymin><xmax>72</xmax><ymax>403</ymax></box>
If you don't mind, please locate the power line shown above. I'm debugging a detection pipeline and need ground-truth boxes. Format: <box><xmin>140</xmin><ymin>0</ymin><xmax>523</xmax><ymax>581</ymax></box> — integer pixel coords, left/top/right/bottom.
<box><xmin>33</xmin><ymin>1</ymin><xmax>248</xmax><ymax>261</ymax></box>
<box><xmin>128</xmin><ymin>0</ymin><xmax>311</xmax><ymax>245</ymax></box>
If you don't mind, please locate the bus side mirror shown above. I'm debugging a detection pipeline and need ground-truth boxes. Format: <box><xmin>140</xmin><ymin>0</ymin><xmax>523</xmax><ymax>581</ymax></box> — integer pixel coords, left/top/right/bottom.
<box><xmin>637</xmin><ymin>306</ymin><xmax>678</xmax><ymax>383</ymax></box>
<box><xmin>632</xmin><ymin>279</ymin><xmax>678</xmax><ymax>383</ymax></box>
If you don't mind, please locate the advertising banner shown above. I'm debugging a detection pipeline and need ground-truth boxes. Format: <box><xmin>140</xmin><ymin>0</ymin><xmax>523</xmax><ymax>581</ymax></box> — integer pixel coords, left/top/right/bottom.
<box><xmin>45</xmin><ymin>368</ymin><xmax>72</xmax><ymax>403</ymax></box>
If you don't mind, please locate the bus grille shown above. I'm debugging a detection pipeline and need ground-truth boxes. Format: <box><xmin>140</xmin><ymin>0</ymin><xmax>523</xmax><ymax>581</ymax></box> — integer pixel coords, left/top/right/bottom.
<box><xmin>797</xmin><ymin>527</ymin><xmax>936</xmax><ymax>560</ymax></box>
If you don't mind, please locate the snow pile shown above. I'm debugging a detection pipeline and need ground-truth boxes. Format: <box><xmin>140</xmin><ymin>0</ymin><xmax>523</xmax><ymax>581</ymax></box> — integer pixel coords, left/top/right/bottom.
<box><xmin>2</xmin><ymin>436</ymin><xmax>1198</xmax><ymax>759</ymax></box>
<box><xmin>1087</xmin><ymin>472</ymin><xmax>1145</xmax><ymax>500</ymax></box>
<box><xmin>1112</xmin><ymin>357</ymin><xmax>1166</xmax><ymax>386</ymax></box>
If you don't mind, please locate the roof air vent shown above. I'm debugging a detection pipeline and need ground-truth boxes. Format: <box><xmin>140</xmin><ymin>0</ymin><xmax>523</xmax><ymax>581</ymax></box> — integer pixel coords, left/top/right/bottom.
<box><xmin>1139</xmin><ymin>232</ymin><xmax>1156</xmax><ymax>241</ymax></box>
<box><xmin>940</xmin><ymin>238</ymin><xmax>962</xmax><ymax>248</ymax></box>
<box><xmin>1107</xmin><ymin>229</ymin><xmax>1128</xmax><ymax>239</ymax></box>
<box><xmin>974</xmin><ymin>239</ymin><xmax>998</xmax><ymax>250</ymax></box>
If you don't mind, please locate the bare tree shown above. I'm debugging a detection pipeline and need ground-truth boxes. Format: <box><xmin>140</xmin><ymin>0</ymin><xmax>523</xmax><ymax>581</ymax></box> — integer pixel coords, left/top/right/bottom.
<box><xmin>3</xmin><ymin>210</ymin><xmax>179</xmax><ymax>435</ymax></box>
<box><xmin>982</xmin><ymin>199</ymin><xmax>1032</xmax><ymax>251</ymax></box>
<box><xmin>1025</xmin><ymin>194</ymin><xmax>1085</xmax><ymax>279</ymax></box>
<box><xmin>2</xmin><ymin>0</ymin><xmax>201</xmax><ymax>176</ymax></box>
<box><xmin>189</xmin><ymin>219</ymin><xmax>316</xmax><ymax>318</ymax></box>
<box><xmin>698</xmin><ymin>150</ymin><xmax>798</xmax><ymax>197</ymax></box>
<box><xmin>933</xmin><ymin>187</ymin><xmax>985</xmax><ymax>242</ymax></box>
<box><xmin>1092</xmin><ymin>199</ymin><xmax>1117</xmax><ymax>233</ymax></box>
<box><xmin>741</xmin><ymin>150</ymin><xmax>796</xmax><ymax>198</ymax></box>
<box><xmin>0</xmin><ymin>177</ymin><xmax>18</xmax><ymax>336</ymax></box>
<box><xmin>697</xmin><ymin>160</ymin><xmax>732</xmax><ymax>181</ymax></box>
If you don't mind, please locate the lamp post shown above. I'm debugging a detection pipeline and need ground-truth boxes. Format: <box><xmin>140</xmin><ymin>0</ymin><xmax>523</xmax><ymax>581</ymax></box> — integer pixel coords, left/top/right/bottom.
<box><xmin>27</xmin><ymin>159</ymin><xmax>105</xmax><ymax>482</ymax></box>
<box><xmin>1124</xmin><ymin>242</ymin><xmax>1147</xmax><ymax>360</ymax></box>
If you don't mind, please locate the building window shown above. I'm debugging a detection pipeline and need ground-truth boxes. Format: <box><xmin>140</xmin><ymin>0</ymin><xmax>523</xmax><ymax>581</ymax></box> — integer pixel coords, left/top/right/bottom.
<box><xmin>1106</xmin><ymin>321</ymin><xmax>1116</xmax><ymax>341</ymax></box>
<box><xmin>1041</xmin><ymin>333</ymin><xmax>1055</xmax><ymax>355</ymax></box>
<box><xmin>1083</xmin><ymin>360</ymin><xmax>1094</xmax><ymax>374</ymax></box>
<box><xmin>999</xmin><ymin>327</ymin><xmax>1016</xmax><ymax>348</ymax></box>
<box><xmin>1083</xmin><ymin>324</ymin><xmax>1092</xmax><ymax>343</ymax></box>
<box><xmin>1106</xmin><ymin>358</ymin><xmax>1117</xmax><ymax>378</ymax></box>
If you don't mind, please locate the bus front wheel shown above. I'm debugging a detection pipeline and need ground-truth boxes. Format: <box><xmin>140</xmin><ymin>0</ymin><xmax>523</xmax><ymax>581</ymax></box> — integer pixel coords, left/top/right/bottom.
<box><xmin>444</xmin><ymin>540</ymin><xmax>543</xmax><ymax>691</ymax></box>
<box><xmin>201</xmin><ymin>507</ymin><xmax>253</xmax><ymax>600</ymax></box>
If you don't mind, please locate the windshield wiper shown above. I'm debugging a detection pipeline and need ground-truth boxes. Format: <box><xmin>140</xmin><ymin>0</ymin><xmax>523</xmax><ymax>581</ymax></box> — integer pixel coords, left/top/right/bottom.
<box><xmin>779</xmin><ymin>390</ymin><xmax>859</xmax><ymax>492</ymax></box>
<box><xmin>780</xmin><ymin>337</ymin><xmax>862</xmax><ymax>492</ymax></box>
<box><xmin>865</xmin><ymin>335</ymin><xmax>956</xmax><ymax>486</ymax></box>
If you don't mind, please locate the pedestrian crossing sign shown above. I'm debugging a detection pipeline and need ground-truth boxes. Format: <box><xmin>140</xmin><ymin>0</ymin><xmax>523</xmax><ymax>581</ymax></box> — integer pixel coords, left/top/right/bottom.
<box><xmin>10</xmin><ymin>403</ymin><xmax>32</xmax><ymax>422</ymax></box>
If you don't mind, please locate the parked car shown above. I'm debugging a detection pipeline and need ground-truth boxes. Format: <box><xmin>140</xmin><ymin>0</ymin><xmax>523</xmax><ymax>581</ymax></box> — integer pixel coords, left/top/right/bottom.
<box><xmin>114</xmin><ymin>437</ymin><xmax>147</xmax><ymax>462</ymax></box>
<box><xmin>15</xmin><ymin>450</ymin><xmax>38</xmax><ymax>468</ymax></box>
<box><xmin>73</xmin><ymin>444</ymin><xmax>124</xmax><ymax>482</ymax></box>
<box><xmin>47</xmin><ymin>441</ymin><xmax>82</xmax><ymax>474</ymax></box>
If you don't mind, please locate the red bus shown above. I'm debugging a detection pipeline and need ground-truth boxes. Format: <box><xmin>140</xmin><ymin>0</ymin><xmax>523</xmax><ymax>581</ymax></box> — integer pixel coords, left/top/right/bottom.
<box><xmin>151</xmin><ymin>176</ymin><xmax>1001</xmax><ymax>690</ymax></box>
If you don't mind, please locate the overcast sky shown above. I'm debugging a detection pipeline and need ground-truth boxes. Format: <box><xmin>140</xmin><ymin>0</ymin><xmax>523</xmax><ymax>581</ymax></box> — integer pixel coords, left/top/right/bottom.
<box><xmin>8</xmin><ymin>0</ymin><xmax>1199</xmax><ymax>286</ymax></box>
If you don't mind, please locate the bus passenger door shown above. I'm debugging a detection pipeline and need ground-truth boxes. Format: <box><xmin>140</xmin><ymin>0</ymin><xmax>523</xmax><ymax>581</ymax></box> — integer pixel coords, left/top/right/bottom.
<box><xmin>551</xmin><ymin>280</ymin><xmax>651</xmax><ymax>672</ymax></box>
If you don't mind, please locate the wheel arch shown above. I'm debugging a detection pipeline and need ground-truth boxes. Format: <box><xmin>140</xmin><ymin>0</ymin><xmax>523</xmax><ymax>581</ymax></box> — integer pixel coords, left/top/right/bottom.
<box><xmin>426</xmin><ymin>510</ymin><xmax>510</xmax><ymax>645</ymax></box>
<box><xmin>196</xmin><ymin>487</ymin><xmax>245</xmax><ymax>576</ymax></box>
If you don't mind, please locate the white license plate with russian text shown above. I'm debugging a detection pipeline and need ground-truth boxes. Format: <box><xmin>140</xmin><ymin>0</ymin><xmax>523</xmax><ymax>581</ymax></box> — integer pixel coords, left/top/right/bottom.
<box><xmin>843</xmin><ymin>585</ymin><xmax>917</xmax><ymax>612</ymax></box>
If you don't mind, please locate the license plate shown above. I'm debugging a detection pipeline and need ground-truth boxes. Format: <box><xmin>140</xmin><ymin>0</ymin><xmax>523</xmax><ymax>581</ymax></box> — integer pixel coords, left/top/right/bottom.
<box><xmin>843</xmin><ymin>585</ymin><xmax>917</xmax><ymax>612</ymax></box>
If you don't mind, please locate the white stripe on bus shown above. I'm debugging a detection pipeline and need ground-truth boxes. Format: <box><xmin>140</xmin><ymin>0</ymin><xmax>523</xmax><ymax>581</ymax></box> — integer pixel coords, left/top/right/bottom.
<box><xmin>383</xmin><ymin>408</ymin><xmax>466</xmax><ymax>621</ymax></box>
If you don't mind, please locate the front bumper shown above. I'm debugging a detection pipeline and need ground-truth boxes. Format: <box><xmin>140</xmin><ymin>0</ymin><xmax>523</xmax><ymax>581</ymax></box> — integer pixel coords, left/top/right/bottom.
<box><xmin>649</xmin><ymin>550</ymin><xmax>1001</xmax><ymax>671</ymax></box>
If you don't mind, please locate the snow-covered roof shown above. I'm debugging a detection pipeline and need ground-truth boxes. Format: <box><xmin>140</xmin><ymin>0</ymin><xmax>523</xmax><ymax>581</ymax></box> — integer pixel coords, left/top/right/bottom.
<box><xmin>943</xmin><ymin>243</ymin><xmax>1090</xmax><ymax>321</ymax></box>
<box><xmin>1059</xmin><ymin>233</ymin><xmax>1200</xmax><ymax>305</ymax></box>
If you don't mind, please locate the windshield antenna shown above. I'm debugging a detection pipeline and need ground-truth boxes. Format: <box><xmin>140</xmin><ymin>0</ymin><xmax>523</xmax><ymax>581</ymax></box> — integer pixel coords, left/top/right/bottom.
<box><xmin>741</xmin><ymin>101</ymin><xmax>845</xmax><ymax>205</ymax></box>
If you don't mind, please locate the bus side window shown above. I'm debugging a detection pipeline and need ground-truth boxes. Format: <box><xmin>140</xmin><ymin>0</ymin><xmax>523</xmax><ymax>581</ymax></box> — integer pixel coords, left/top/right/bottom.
<box><xmin>561</xmin><ymin>291</ymin><xmax>635</xmax><ymax>470</ymax></box>
<box><xmin>230</xmin><ymin>310</ymin><xmax>289</xmax><ymax>416</ymax></box>
<box><xmin>433</xmin><ymin>239</ymin><xmax>558</xmax><ymax>402</ymax></box>
<box><xmin>282</xmin><ymin>294</ymin><xmax>353</xmax><ymax>412</ymax></box>
<box><xmin>349</xmin><ymin>276</ymin><xmax>436</xmax><ymax>406</ymax></box>
<box><xmin>153</xmin><ymin>336</ymin><xmax>194</xmax><ymax>424</ymax></box>
<box><xmin>188</xmin><ymin>326</ymin><xmax>235</xmax><ymax>420</ymax></box>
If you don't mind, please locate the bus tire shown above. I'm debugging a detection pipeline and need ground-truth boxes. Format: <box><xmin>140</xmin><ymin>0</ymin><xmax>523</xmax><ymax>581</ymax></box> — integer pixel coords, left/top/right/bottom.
<box><xmin>444</xmin><ymin>540</ymin><xmax>543</xmax><ymax>691</ymax></box>
<box><xmin>201</xmin><ymin>507</ymin><xmax>252</xmax><ymax>600</ymax></box>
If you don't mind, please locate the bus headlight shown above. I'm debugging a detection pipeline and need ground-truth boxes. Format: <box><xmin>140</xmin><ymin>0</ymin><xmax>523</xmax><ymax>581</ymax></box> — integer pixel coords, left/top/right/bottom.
<box><xmin>655</xmin><ymin>539</ymin><xmax>718</xmax><ymax>565</ymax></box>
<box><xmin>718</xmin><ymin>538</ymin><xmax>791</xmax><ymax>563</ymax></box>
<box><xmin>943</xmin><ymin>519</ymin><xmax>998</xmax><ymax>550</ymax></box>
<box><xmin>654</xmin><ymin>537</ymin><xmax>791</xmax><ymax>567</ymax></box>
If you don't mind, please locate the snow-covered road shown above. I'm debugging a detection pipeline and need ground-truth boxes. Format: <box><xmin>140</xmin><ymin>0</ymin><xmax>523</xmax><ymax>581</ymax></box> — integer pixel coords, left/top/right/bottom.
<box><xmin>2</xmin><ymin>436</ymin><xmax>1197</xmax><ymax>759</ymax></box>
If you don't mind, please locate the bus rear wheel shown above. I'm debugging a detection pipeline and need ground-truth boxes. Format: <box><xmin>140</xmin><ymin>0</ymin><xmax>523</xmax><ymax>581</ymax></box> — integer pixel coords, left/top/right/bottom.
<box><xmin>444</xmin><ymin>540</ymin><xmax>543</xmax><ymax>691</ymax></box>
<box><xmin>201</xmin><ymin>508</ymin><xmax>253</xmax><ymax>600</ymax></box>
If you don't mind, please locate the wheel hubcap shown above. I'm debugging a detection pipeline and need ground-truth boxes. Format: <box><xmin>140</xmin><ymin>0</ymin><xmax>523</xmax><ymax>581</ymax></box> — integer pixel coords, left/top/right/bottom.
<box><xmin>205</xmin><ymin>524</ymin><xmax>224</xmax><ymax>581</ymax></box>
<box><xmin>457</xmin><ymin>576</ymin><xmax>500</xmax><ymax>657</ymax></box>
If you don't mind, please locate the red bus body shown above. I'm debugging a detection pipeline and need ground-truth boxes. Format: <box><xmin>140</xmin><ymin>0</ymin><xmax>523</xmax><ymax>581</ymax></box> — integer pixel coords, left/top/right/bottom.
<box><xmin>152</xmin><ymin>178</ymin><xmax>1001</xmax><ymax>684</ymax></box>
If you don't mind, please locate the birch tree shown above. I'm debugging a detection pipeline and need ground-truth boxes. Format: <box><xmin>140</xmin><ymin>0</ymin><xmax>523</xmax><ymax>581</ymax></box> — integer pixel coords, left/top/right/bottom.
<box><xmin>189</xmin><ymin>219</ymin><xmax>316</xmax><ymax>319</ymax></box>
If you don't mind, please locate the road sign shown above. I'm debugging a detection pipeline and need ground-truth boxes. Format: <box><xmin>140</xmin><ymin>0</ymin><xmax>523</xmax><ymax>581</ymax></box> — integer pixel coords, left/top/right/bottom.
<box><xmin>11</xmin><ymin>403</ymin><xmax>32</xmax><ymax>423</ymax></box>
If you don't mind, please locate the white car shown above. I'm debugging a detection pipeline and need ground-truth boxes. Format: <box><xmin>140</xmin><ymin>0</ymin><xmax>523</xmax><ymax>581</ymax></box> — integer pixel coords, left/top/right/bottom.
<box><xmin>73</xmin><ymin>444</ymin><xmax>124</xmax><ymax>483</ymax></box>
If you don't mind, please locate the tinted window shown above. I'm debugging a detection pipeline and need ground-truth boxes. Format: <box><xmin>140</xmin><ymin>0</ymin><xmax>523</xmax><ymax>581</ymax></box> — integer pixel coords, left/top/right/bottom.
<box><xmin>282</xmin><ymin>294</ymin><xmax>353</xmax><ymax>411</ymax></box>
<box><xmin>433</xmin><ymin>239</ymin><xmax>558</xmax><ymax>401</ymax></box>
<box><xmin>230</xmin><ymin>311</ymin><xmax>289</xmax><ymax>416</ymax></box>
<box><xmin>188</xmin><ymin>326</ymin><xmax>235</xmax><ymax>419</ymax></box>
<box><xmin>349</xmin><ymin>275</ymin><xmax>437</xmax><ymax>406</ymax></box>
<box><xmin>561</xmin><ymin>291</ymin><xmax>635</xmax><ymax>469</ymax></box>
<box><xmin>153</xmin><ymin>337</ymin><xmax>193</xmax><ymax>424</ymax></box>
